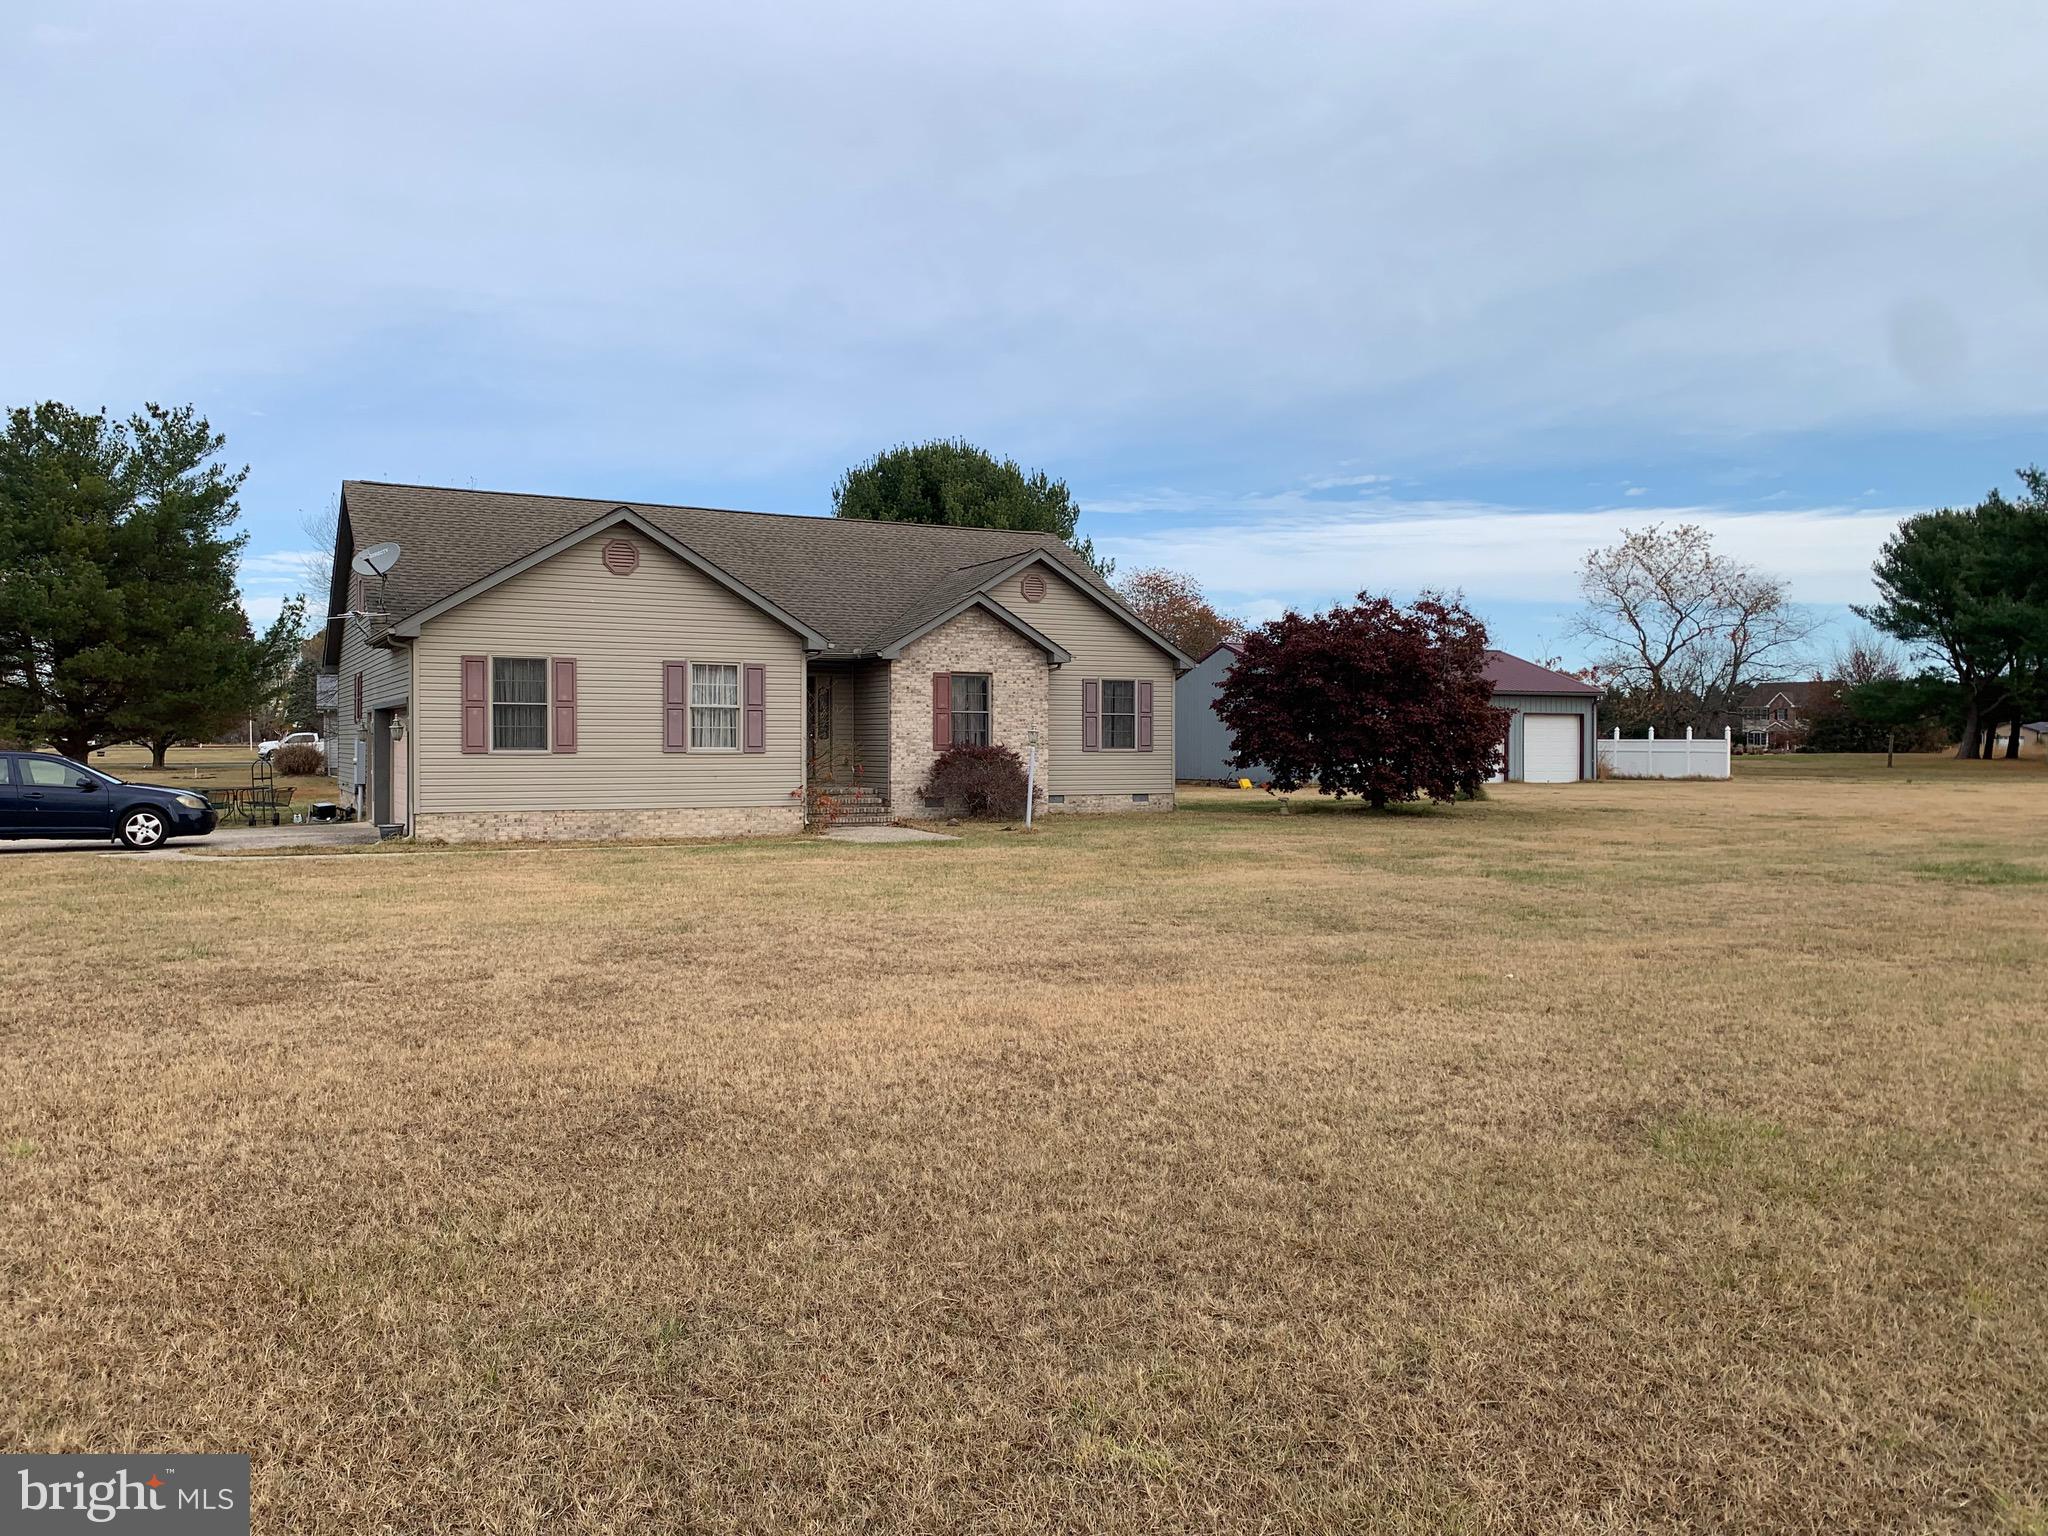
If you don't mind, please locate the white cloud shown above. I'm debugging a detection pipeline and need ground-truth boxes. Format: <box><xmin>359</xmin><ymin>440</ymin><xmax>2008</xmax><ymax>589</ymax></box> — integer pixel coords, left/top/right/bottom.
<box><xmin>241</xmin><ymin>592</ymin><xmax>287</xmax><ymax>627</ymax></box>
<box><xmin>1305</xmin><ymin>473</ymin><xmax>1395</xmax><ymax>491</ymax></box>
<box><xmin>1098</xmin><ymin>499</ymin><xmax>1907</xmax><ymax>614</ymax></box>
<box><xmin>238</xmin><ymin>548</ymin><xmax>323</xmax><ymax>582</ymax></box>
<box><xmin>2</xmin><ymin>0</ymin><xmax>2043</xmax><ymax>482</ymax></box>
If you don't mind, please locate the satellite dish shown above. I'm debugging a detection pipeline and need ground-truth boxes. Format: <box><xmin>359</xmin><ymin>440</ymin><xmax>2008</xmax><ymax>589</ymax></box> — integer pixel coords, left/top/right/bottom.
<box><xmin>351</xmin><ymin>541</ymin><xmax>402</xmax><ymax>577</ymax></box>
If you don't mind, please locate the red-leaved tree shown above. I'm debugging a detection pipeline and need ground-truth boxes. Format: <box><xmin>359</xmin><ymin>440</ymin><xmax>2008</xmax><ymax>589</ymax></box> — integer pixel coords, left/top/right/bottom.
<box><xmin>1215</xmin><ymin>592</ymin><xmax>1500</xmax><ymax>808</ymax></box>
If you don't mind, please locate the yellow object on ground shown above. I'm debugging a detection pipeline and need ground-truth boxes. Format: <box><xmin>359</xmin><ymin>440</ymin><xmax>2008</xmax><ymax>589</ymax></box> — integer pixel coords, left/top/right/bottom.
<box><xmin>1238</xmin><ymin>777</ymin><xmax>1253</xmax><ymax>789</ymax></box>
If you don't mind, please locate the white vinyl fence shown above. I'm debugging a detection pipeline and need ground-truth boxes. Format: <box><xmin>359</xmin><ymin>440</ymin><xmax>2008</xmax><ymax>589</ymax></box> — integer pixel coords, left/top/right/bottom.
<box><xmin>1597</xmin><ymin>727</ymin><xmax>1732</xmax><ymax>780</ymax></box>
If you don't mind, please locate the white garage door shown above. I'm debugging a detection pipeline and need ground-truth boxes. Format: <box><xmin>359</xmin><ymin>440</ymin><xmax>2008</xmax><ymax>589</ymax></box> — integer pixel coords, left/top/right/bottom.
<box><xmin>1522</xmin><ymin>714</ymin><xmax>1581</xmax><ymax>783</ymax></box>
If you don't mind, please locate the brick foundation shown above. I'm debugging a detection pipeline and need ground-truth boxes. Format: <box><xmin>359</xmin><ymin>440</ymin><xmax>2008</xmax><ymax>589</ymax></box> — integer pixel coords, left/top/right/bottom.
<box><xmin>412</xmin><ymin>805</ymin><xmax>803</xmax><ymax>843</ymax></box>
<box><xmin>1042</xmin><ymin>791</ymin><xmax>1176</xmax><ymax>815</ymax></box>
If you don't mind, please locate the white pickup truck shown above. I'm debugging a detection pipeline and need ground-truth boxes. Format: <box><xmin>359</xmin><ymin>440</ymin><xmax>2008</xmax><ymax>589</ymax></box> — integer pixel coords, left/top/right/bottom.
<box><xmin>258</xmin><ymin>731</ymin><xmax>325</xmax><ymax>760</ymax></box>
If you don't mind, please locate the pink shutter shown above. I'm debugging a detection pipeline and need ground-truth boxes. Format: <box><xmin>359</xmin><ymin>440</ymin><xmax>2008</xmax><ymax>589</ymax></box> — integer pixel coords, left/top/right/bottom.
<box><xmin>1081</xmin><ymin>678</ymin><xmax>1100</xmax><ymax>752</ymax></box>
<box><xmin>931</xmin><ymin>672</ymin><xmax>952</xmax><ymax>749</ymax></box>
<box><xmin>551</xmin><ymin>657</ymin><xmax>578</xmax><ymax>753</ymax></box>
<box><xmin>664</xmin><ymin>661</ymin><xmax>689</xmax><ymax>752</ymax></box>
<box><xmin>1136</xmin><ymin>680</ymin><xmax>1153</xmax><ymax>752</ymax></box>
<box><xmin>460</xmin><ymin>656</ymin><xmax>487</xmax><ymax>754</ymax></box>
<box><xmin>743</xmin><ymin>664</ymin><xmax>767</xmax><ymax>754</ymax></box>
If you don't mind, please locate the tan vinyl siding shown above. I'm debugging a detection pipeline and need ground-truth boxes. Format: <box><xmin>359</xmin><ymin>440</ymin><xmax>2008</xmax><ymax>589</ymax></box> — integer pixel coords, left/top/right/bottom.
<box><xmin>334</xmin><ymin>610</ymin><xmax>411</xmax><ymax>808</ymax></box>
<box><xmin>989</xmin><ymin>563</ymin><xmax>1176</xmax><ymax>797</ymax></box>
<box><xmin>413</xmin><ymin>532</ymin><xmax>804</xmax><ymax>813</ymax></box>
<box><xmin>846</xmin><ymin>660</ymin><xmax>891</xmax><ymax>792</ymax></box>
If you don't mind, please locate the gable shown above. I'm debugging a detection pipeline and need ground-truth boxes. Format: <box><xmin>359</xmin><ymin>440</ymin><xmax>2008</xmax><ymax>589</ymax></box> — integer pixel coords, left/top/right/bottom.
<box><xmin>985</xmin><ymin>559</ymin><xmax>1182</xmax><ymax>671</ymax></box>
<box><xmin>409</xmin><ymin>528</ymin><xmax>807</xmax><ymax>670</ymax></box>
<box><xmin>386</xmin><ymin>506</ymin><xmax>826</xmax><ymax>649</ymax></box>
<box><xmin>982</xmin><ymin>556</ymin><xmax>1191</xmax><ymax>670</ymax></box>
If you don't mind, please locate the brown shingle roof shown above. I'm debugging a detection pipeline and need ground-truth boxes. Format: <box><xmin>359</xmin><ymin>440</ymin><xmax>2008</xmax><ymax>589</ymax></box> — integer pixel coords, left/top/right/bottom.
<box><xmin>337</xmin><ymin>480</ymin><xmax>1126</xmax><ymax>658</ymax></box>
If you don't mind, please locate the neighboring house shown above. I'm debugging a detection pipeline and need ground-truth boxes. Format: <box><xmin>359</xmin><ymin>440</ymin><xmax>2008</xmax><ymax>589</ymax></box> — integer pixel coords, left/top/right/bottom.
<box><xmin>1170</xmin><ymin>644</ymin><xmax>1599</xmax><ymax>784</ymax></box>
<box><xmin>1483</xmin><ymin>651</ymin><xmax>1600</xmax><ymax>783</ymax></box>
<box><xmin>321</xmin><ymin>482</ymin><xmax>1191</xmax><ymax>841</ymax></box>
<box><xmin>1988</xmin><ymin>722</ymin><xmax>2048</xmax><ymax>756</ymax></box>
<box><xmin>1737</xmin><ymin>680</ymin><xmax>1837</xmax><ymax>751</ymax></box>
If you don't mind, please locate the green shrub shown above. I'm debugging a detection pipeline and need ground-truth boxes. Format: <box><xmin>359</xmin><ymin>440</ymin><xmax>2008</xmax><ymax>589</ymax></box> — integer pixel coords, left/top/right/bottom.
<box><xmin>919</xmin><ymin>744</ymin><xmax>1029</xmax><ymax>818</ymax></box>
<box><xmin>271</xmin><ymin>743</ymin><xmax>326</xmax><ymax>777</ymax></box>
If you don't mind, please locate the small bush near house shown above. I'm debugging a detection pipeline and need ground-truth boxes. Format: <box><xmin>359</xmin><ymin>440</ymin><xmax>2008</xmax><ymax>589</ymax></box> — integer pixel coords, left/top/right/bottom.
<box><xmin>271</xmin><ymin>743</ymin><xmax>326</xmax><ymax>777</ymax></box>
<box><xmin>920</xmin><ymin>744</ymin><xmax>1029</xmax><ymax>818</ymax></box>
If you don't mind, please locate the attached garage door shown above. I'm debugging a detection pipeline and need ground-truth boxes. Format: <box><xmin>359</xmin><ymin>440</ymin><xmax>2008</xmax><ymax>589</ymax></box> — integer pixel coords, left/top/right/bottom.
<box><xmin>1522</xmin><ymin>713</ymin><xmax>1581</xmax><ymax>782</ymax></box>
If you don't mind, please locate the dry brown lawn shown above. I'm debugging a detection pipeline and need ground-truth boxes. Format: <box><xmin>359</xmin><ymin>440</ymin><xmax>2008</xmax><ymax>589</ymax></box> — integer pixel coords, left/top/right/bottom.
<box><xmin>4</xmin><ymin>761</ymin><xmax>2045</xmax><ymax>1533</ymax></box>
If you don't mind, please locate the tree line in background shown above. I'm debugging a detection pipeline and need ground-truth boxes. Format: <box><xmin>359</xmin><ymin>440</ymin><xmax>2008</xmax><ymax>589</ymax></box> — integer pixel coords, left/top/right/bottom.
<box><xmin>6</xmin><ymin>411</ymin><xmax>2038</xmax><ymax>776</ymax></box>
<box><xmin>0</xmin><ymin>402</ymin><xmax>303</xmax><ymax>764</ymax></box>
<box><xmin>1858</xmin><ymin>467</ymin><xmax>2048</xmax><ymax>758</ymax></box>
<box><xmin>1573</xmin><ymin>470</ymin><xmax>2048</xmax><ymax>762</ymax></box>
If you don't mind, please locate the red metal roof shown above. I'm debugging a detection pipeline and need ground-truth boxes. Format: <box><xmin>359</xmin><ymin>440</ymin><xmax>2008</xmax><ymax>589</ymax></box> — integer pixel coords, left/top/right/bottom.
<box><xmin>1482</xmin><ymin>649</ymin><xmax>1601</xmax><ymax>696</ymax></box>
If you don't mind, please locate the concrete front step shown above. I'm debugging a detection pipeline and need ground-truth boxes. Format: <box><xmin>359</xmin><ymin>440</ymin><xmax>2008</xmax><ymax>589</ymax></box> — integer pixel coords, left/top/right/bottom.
<box><xmin>807</xmin><ymin>784</ymin><xmax>892</xmax><ymax>828</ymax></box>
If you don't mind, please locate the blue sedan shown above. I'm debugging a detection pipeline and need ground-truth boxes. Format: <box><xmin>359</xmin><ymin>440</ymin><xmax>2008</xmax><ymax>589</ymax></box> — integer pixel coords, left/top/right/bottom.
<box><xmin>0</xmin><ymin>753</ymin><xmax>218</xmax><ymax>849</ymax></box>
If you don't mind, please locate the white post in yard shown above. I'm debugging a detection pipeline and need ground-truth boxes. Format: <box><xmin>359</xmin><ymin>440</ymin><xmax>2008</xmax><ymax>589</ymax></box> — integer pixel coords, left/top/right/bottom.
<box><xmin>1024</xmin><ymin>729</ymin><xmax>1039</xmax><ymax>829</ymax></box>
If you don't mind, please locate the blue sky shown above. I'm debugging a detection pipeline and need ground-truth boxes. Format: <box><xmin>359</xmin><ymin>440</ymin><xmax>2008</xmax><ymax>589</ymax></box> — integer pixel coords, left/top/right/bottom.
<box><xmin>7</xmin><ymin>1</ymin><xmax>2046</xmax><ymax>666</ymax></box>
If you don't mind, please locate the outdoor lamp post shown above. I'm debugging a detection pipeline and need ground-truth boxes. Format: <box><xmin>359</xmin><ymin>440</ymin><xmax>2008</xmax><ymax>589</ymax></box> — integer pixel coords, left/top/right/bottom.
<box><xmin>1025</xmin><ymin>729</ymin><xmax>1039</xmax><ymax>829</ymax></box>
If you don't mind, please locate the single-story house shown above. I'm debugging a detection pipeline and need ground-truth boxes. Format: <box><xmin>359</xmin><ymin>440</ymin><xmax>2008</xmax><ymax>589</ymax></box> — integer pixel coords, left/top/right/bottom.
<box><xmin>1171</xmin><ymin>643</ymin><xmax>1600</xmax><ymax>784</ymax></box>
<box><xmin>323</xmin><ymin>481</ymin><xmax>1192</xmax><ymax>841</ymax></box>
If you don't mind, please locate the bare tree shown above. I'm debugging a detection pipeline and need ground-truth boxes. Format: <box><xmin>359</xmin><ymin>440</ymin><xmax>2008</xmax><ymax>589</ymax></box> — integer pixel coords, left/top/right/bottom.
<box><xmin>1569</xmin><ymin>523</ymin><xmax>1819</xmax><ymax>732</ymax></box>
<box><xmin>1827</xmin><ymin>626</ymin><xmax>1905</xmax><ymax>686</ymax></box>
<box><xmin>301</xmin><ymin>495</ymin><xmax>338</xmax><ymax>605</ymax></box>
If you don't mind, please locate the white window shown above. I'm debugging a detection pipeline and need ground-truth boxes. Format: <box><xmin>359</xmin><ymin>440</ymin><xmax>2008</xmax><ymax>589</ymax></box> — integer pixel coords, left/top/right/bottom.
<box><xmin>950</xmin><ymin>674</ymin><xmax>991</xmax><ymax>746</ymax></box>
<box><xmin>691</xmin><ymin>663</ymin><xmax>741</xmax><ymax>749</ymax></box>
<box><xmin>1100</xmin><ymin>679</ymin><xmax>1137</xmax><ymax>750</ymax></box>
<box><xmin>492</xmin><ymin>657</ymin><xmax>549</xmax><ymax>751</ymax></box>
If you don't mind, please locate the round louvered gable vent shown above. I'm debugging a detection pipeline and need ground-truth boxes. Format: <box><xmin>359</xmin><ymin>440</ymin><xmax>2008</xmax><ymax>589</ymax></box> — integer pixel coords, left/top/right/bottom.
<box><xmin>602</xmin><ymin>537</ymin><xmax>640</xmax><ymax>576</ymax></box>
<box><xmin>1020</xmin><ymin>570</ymin><xmax>1048</xmax><ymax>603</ymax></box>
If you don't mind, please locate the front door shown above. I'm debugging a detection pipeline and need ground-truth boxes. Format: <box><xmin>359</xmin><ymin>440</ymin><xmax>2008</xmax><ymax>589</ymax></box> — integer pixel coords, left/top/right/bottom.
<box><xmin>807</xmin><ymin>673</ymin><xmax>834</xmax><ymax>781</ymax></box>
<box><xmin>16</xmin><ymin>754</ymin><xmax>113</xmax><ymax>834</ymax></box>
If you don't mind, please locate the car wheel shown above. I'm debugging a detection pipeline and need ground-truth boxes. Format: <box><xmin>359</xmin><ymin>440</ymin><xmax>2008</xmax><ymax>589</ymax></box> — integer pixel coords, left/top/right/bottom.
<box><xmin>117</xmin><ymin>808</ymin><xmax>169</xmax><ymax>850</ymax></box>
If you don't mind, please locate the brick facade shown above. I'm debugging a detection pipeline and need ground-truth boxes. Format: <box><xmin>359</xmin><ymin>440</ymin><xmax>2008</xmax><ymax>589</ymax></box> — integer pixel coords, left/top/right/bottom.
<box><xmin>890</xmin><ymin>609</ymin><xmax>1052</xmax><ymax>809</ymax></box>
<box><xmin>412</xmin><ymin>805</ymin><xmax>802</xmax><ymax>843</ymax></box>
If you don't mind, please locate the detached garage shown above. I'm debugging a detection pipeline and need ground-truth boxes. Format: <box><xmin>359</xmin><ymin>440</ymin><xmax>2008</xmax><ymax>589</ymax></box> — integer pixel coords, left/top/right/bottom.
<box><xmin>1485</xmin><ymin>651</ymin><xmax>1600</xmax><ymax>782</ymax></box>
<box><xmin>1177</xmin><ymin>643</ymin><xmax>1598</xmax><ymax>785</ymax></box>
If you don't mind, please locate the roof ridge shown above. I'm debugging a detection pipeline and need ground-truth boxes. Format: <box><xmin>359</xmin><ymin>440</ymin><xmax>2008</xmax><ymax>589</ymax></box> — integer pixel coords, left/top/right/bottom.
<box><xmin>344</xmin><ymin>479</ymin><xmax>1084</xmax><ymax>542</ymax></box>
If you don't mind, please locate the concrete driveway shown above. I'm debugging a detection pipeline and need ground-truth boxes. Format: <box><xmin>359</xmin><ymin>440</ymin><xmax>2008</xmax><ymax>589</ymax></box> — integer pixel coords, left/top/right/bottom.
<box><xmin>0</xmin><ymin>822</ymin><xmax>380</xmax><ymax>857</ymax></box>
